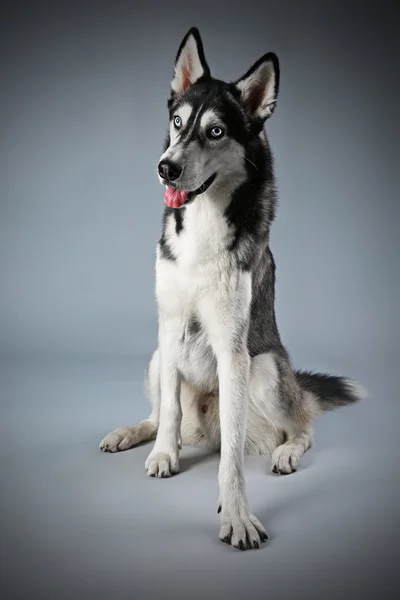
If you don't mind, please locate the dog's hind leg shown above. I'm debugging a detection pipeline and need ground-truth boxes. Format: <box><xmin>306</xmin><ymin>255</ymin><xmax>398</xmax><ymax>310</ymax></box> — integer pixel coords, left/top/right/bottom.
<box><xmin>270</xmin><ymin>424</ymin><xmax>313</xmax><ymax>474</ymax></box>
<box><xmin>99</xmin><ymin>421</ymin><xmax>158</xmax><ymax>453</ymax></box>
<box><xmin>99</xmin><ymin>349</ymin><xmax>161</xmax><ymax>453</ymax></box>
<box><xmin>270</xmin><ymin>384</ymin><xmax>314</xmax><ymax>474</ymax></box>
<box><xmin>246</xmin><ymin>352</ymin><xmax>313</xmax><ymax>473</ymax></box>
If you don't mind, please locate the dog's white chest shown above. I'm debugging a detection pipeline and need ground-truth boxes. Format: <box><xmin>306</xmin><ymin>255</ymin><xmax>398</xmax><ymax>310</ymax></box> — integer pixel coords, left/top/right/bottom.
<box><xmin>172</xmin><ymin>197</ymin><xmax>233</xmax><ymax>265</ymax></box>
<box><xmin>155</xmin><ymin>198</ymin><xmax>240</xmax><ymax>391</ymax></box>
<box><xmin>157</xmin><ymin>198</ymin><xmax>235</xmax><ymax>308</ymax></box>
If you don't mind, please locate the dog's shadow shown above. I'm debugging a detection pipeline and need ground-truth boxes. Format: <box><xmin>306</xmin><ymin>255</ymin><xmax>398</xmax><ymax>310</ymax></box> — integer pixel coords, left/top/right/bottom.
<box><xmin>193</xmin><ymin>477</ymin><xmax>321</xmax><ymax>554</ymax></box>
<box><xmin>99</xmin><ymin>437</ymin><xmax>219</xmax><ymax>473</ymax></box>
<box><xmin>105</xmin><ymin>438</ymin><xmax>325</xmax><ymax>552</ymax></box>
<box><xmin>179</xmin><ymin>447</ymin><xmax>218</xmax><ymax>473</ymax></box>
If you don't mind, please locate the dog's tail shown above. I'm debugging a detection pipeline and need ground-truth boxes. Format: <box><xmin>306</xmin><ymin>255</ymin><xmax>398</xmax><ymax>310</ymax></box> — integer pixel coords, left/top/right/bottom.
<box><xmin>295</xmin><ymin>370</ymin><xmax>368</xmax><ymax>414</ymax></box>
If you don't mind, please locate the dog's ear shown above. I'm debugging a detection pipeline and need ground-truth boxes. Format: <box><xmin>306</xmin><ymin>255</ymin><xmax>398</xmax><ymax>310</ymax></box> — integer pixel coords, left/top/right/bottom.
<box><xmin>234</xmin><ymin>53</ymin><xmax>279</xmax><ymax>121</ymax></box>
<box><xmin>171</xmin><ymin>27</ymin><xmax>210</xmax><ymax>94</ymax></box>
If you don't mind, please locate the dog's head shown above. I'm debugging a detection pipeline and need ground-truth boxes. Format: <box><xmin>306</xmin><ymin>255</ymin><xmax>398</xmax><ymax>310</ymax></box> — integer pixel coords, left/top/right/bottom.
<box><xmin>158</xmin><ymin>27</ymin><xmax>279</xmax><ymax>208</ymax></box>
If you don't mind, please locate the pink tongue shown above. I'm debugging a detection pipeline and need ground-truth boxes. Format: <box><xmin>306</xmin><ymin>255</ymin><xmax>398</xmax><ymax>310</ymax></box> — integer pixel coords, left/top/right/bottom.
<box><xmin>164</xmin><ymin>186</ymin><xmax>188</xmax><ymax>208</ymax></box>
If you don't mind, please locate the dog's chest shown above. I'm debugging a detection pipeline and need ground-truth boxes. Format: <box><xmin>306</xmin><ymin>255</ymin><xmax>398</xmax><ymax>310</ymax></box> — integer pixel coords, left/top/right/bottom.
<box><xmin>158</xmin><ymin>199</ymin><xmax>236</xmax><ymax>306</ymax></box>
<box><xmin>169</xmin><ymin>198</ymin><xmax>234</xmax><ymax>266</ymax></box>
<box><xmin>156</xmin><ymin>199</ymin><xmax>236</xmax><ymax>392</ymax></box>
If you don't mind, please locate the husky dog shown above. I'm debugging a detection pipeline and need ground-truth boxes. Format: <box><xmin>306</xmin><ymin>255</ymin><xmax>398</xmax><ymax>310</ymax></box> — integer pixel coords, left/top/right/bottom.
<box><xmin>100</xmin><ymin>28</ymin><xmax>365</xmax><ymax>550</ymax></box>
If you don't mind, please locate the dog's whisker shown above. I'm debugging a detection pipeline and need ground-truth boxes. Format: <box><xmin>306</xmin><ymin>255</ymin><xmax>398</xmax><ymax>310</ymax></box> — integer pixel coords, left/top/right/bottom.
<box><xmin>245</xmin><ymin>157</ymin><xmax>259</xmax><ymax>172</ymax></box>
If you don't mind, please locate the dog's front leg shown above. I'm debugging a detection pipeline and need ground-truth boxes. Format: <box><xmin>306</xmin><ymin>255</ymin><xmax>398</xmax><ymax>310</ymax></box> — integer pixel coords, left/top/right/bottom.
<box><xmin>145</xmin><ymin>317</ymin><xmax>182</xmax><ymax>477</ymax></box>
<box><xmin>216</xmin><ymin>345</ymin><xmax>267</xmax><ymax>549</ymax></box>
<box><xmin>200</xmin><ymin>286</ymin><xmax>268</xmax><ymax>550</ymax></box>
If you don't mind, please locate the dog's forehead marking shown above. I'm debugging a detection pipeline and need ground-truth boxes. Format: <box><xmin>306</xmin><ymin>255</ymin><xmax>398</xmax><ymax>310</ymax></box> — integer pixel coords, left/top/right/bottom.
<box><xmin>200</xmin><ymin>109</ymin><xmax>220</xmax><ymax>129</ymax></box>
<box><xmin>175</xmin><ymin>103</ymin><xmax>193</xmax><ymax>126</ymax></box>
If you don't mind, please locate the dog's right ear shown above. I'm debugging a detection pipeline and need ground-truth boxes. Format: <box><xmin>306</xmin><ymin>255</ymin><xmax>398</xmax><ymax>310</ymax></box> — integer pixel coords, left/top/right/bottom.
<box><xmin>171</xmin><ymin>28</ymin><xmax>210</xmax><ymax>95</ymax></box>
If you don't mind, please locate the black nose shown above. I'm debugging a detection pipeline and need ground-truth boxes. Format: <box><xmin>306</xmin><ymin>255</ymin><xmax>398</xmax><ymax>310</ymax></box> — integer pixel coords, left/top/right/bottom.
<box><xmin>158</xmin><ymin>159</ymin><xmax>182</xmax><ymax>182</ymax></box>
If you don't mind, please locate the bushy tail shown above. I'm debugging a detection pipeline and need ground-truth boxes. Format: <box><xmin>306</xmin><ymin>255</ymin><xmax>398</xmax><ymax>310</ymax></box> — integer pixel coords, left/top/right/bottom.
<box><xmin>296</xmin><ymin>370</ymin><xmax>367</xmax><ymax>413</ymax></box>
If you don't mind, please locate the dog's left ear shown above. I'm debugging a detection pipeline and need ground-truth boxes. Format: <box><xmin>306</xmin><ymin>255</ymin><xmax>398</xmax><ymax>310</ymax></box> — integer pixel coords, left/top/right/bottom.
<box><xmin>234</xmin><ymin>53</ymin><xmax>279</xmax><ymax>121</ymax></box>
<box><xmin>171</xmin><ymin>27</ymin><xmax>211</xmax><ymax>94</ymax></box>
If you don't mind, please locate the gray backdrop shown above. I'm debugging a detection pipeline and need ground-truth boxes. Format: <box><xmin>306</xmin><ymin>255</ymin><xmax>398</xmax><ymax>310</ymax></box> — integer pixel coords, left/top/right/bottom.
<box><xmin>1</xmin><ymin>1</ymin><xmax>399</xmax><ymax>599</ymax></box>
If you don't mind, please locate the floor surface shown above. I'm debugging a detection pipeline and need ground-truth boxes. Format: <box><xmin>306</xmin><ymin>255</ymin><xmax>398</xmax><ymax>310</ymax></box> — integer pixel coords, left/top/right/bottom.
<box><xmin>1</xmin><ymin>356</ymin><xmax>398</xmax><ymax>599</ymax></box>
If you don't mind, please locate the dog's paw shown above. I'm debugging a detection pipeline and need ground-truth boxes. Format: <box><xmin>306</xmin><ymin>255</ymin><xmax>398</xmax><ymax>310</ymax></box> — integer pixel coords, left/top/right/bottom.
<box><xmin>145</xmin><ymin>450</ymin><xmax>179</xmax><ymax>478</ymax></box>
<box><xmin>100</xmin><ymin>421</ymin><xmax>157</xmax><ymax>453</ymax></box>
<box><xmin>219</xmin><ymin>513</ymin><xmax>267</xmax><ymax>550</ymax></box>
<box><xmin>271</xmin><ymin>442</ymin><xmax>301</xmax><ymax>474</ymax></box>
<box><xmin>218</xmin><ymin>498</ymin><xmax>267</xmax><ymax>550</ymax></box>
<box><xmin>99</xmin><ymin>427</ymin><xmax>139</xmax><ymax>453</ymax></box>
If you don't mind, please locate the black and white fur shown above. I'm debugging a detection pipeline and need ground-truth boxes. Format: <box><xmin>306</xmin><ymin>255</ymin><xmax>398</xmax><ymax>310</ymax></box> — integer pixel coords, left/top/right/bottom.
<box><xmin>100</xmin><ymin>28</ymin><xmax>366</xmax><ymax>550</ymax></box>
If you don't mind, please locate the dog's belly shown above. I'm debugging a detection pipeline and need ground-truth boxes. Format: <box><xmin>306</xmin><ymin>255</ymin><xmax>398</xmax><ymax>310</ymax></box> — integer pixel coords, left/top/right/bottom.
<box><xmin>177</xmin><ymin>326</ymin><xmax>218</xmax><ymax>394</ymax></box>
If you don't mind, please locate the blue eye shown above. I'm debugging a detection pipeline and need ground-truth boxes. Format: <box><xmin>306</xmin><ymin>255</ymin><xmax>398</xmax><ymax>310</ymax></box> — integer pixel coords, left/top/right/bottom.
<box><xmin>210</xmin><ymin>126</ymin><xmax>224</xmax><ymax>138</ymax></box>
<box><xmin>174</xmin><ymin>116</ymin><xmax>182</xmax><ymax>128</ymax></box>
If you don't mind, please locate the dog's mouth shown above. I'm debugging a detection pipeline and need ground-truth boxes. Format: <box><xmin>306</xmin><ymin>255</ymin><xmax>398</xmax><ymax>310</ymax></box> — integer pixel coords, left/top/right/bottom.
<box><xmin>164</xmin><ymin>173</ymin><xmax>217</xmax><ymax>209</ymax></box>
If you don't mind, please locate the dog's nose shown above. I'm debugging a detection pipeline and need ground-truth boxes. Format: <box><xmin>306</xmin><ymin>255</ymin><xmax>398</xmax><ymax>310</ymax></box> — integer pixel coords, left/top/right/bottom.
<box><xmin>158</xmin><ymin>160</ymin><xmax>182</xmax><ymax>182</ymax></box>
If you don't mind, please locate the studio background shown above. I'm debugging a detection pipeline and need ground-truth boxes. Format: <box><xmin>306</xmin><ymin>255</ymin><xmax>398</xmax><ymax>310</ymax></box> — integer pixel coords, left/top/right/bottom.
<box><xmin>1</xmin><ymin>1</ymin><xmax>398</xmax><ymax>599</ymax></box>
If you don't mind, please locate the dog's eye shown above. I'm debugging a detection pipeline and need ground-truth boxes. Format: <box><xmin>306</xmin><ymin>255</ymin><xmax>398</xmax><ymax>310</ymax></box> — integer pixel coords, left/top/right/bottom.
<box><xmin>209</xmin><ymin>126</ymin><xmax>224</xmax><ymax>139</ymax></box>
<box><xmin>173</xmin><ymin>116</ymin><xmax>182</xmax><ymax>129</ymax></box>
